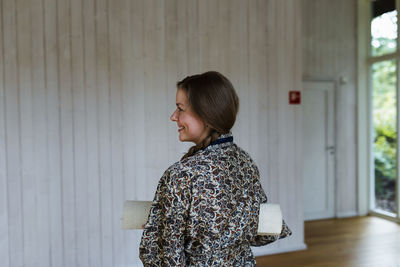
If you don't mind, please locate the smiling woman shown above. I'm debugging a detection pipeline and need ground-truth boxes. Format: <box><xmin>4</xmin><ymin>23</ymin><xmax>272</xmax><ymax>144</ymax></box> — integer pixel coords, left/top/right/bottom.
<box><xmin>170</xmin><ymin>89</ymin><xmax>211</xmax><ymax>146</ymax></box>
<box><xmin>138</xmin><ymin>71</ymin><xmax>291</xmax><ymax>266</ymax></box>
<box><xmin>173</xmin><ymin>71</ymin><xmax>239</xmax><ymax>159</ymax></box>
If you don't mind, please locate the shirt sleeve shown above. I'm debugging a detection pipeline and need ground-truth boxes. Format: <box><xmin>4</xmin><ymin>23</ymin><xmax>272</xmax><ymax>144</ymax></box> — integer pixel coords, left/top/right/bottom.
<box><xmin>139</xmin><ymin>168</ymin><xmax>191</xmax><ymax>266</ymax></box>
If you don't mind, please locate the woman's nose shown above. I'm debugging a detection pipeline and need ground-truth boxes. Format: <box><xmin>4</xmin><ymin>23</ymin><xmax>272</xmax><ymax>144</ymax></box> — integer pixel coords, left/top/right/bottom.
<box><xmin>170</xmin><ymin>110</ymin><xmax>178</xmax><ymax>121</ymax></box>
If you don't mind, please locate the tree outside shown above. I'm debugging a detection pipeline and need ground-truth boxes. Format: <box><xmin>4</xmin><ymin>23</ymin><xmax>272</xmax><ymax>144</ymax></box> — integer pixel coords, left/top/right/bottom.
<box><xmin>371</xmin><ymin>11</ymin><xmax>397</xmax><ymax>214</ymax></box>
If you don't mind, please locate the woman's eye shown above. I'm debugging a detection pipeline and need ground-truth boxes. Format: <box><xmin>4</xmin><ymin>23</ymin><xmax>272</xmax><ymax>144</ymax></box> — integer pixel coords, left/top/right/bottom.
<box><xmin>178</xmin><ymin>107</ymin><xmax>183</xmax><ymax>112</ymax></box>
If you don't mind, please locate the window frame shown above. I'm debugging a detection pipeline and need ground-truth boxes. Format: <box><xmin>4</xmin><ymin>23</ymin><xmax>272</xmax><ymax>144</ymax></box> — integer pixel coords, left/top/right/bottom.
<box><xmin>358</xmin><ymin>0</ymin><xmax>400</xmax><ymax>223</ymax></box>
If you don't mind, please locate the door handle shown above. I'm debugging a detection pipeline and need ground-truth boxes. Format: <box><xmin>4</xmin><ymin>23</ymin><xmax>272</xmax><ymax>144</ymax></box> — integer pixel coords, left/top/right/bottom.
<box><xmin>326</xmin><ymin>146</ymin><xmax>335</xmax><ymax>155</ymax></box>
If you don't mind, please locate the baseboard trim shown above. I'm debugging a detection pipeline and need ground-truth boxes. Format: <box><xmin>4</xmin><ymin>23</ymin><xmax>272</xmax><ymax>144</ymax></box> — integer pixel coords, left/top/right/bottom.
<box><xmin>336</xmin><ymin>211</ymin><xmax>358</xmax><ymax>218</ymax></box>
<box><xmin>251</xmin><ymin>243</ymin><xmax>307</xmax><ymax>257</ymax></box>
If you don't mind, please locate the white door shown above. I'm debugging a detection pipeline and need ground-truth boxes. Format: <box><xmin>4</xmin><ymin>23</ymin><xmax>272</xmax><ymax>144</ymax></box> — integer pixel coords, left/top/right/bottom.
<box><xmin>303</xmin><ymin>81</ymin><xmax>335</xmax><ymax>220</ymax></box>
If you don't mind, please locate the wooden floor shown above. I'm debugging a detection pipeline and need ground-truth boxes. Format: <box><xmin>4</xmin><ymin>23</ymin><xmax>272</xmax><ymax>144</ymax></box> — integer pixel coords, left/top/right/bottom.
<box><xmin>256</xmin><ymin>216</ymin><xmax>400</xmax><ymax>267</ymax></box>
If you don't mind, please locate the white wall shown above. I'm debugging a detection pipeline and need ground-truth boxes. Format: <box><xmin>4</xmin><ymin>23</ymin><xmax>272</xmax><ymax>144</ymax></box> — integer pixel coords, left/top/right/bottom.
<box><xmin>0</xmin><ymin>0</ymin><xmax>305</xmax><ymax>266</ymax></box>
<box><xmin>302</xmin><ymin>0</ymin><xmax>358</xmax><ymax>217</ymax></box>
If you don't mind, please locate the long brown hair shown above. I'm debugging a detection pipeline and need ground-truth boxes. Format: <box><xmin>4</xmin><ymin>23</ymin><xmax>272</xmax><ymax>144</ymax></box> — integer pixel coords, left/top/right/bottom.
<box><xmin>177</xmin><ymin>71</ymin><xmax>239</xmax><ymax>159</ymax></box>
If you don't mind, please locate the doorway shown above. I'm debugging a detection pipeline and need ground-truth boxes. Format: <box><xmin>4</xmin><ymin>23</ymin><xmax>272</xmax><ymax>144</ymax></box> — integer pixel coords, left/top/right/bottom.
<box><xmin>303</xmin><ymin>81</ymin><xmax>336</xmax><ymax>220</ymax></box>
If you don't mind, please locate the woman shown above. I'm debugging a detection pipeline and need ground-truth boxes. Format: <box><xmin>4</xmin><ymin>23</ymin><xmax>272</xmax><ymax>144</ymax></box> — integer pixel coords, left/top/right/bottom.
<box><xmin>139</xmin><ymin>71</ymin><xmax>291</xmax><ymax>266</ymax></box>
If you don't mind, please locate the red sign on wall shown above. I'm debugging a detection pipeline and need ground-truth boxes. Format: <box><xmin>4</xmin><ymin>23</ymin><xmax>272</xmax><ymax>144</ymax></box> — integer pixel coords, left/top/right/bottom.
<box><xmin>289</xmin><ymin>91</ymin><xmax>301</xmax><ymax>105</ymax></box>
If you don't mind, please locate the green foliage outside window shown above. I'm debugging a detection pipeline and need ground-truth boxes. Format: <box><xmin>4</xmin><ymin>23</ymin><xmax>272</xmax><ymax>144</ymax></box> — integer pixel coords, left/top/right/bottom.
<box><xmin>372</xmin><ymin>59</ymin><xmax>396</xmax><ymax>213</ymax></box>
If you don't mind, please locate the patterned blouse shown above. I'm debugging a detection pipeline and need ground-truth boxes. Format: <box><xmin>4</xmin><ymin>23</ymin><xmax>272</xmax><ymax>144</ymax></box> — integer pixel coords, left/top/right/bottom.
<box><xmin>139</xmin><ymin>133</ymin><xmax>291</xmax><ymax>266</ymax></box>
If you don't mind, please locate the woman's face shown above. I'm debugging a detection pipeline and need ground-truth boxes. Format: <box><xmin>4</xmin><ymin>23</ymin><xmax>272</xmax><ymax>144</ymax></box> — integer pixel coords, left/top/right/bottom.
<box><xmin>170</xmin><ymin>89</ymin><xmax>210</xmax><ymax>145</ymax></box>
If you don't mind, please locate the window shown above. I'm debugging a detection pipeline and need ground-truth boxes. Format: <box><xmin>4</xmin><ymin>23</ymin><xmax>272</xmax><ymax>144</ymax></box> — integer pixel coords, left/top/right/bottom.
<box><xmin>369</xmin><ymin>0</ymin><xmax>399</xmax><ymax>219</ymax></box>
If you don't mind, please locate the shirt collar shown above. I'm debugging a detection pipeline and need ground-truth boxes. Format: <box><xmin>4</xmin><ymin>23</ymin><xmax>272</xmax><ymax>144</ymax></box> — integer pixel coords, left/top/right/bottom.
<box><xmin>210</xmin><ymin>133</ymin><xmax>233</xmax><ymax>146</ymax></box>
<box><xmin>203</xmin><ymin>132</ymin><xmax>234</xmax><ymax>151</ymax></box>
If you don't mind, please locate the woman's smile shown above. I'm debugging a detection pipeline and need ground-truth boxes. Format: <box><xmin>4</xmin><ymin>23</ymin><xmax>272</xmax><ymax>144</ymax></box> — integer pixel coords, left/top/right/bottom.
<box><xmin>170</xmin><ymin>89</ymin><xmax>210</xmax><ymax>145</ymax></box>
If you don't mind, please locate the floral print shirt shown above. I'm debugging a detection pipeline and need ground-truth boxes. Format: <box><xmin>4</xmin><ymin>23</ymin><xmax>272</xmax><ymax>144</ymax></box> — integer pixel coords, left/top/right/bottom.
<box><xmin>139</xmin><ymin>134</ymin><xmax>291</xmax><ymax>266</ymax></box>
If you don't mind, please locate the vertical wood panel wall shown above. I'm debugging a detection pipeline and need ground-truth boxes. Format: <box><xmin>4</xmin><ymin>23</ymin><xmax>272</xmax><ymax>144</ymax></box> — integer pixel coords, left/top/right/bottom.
<box><xmin>0</xmin><ymin>0</ymin><xmax>305</xmax><ymax>266</ymax></box>
<box><xmin>302</xmin><ymin>0</ymin><xmax>358</xmax><ymax>217</ymax></box>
